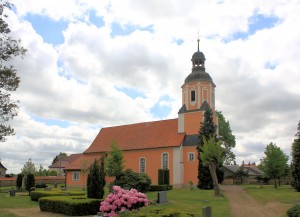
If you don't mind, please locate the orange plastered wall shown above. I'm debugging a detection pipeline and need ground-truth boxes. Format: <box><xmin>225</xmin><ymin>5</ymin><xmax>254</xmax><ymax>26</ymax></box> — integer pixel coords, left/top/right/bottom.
<box><xmin>183</xmin><ymin>146</ymin><xmax>198</xmax><ymax>185</ymax></box>
<box><xmin>66</xmin><ymin>171</ymin><xmax>87</xmax><ymax>188</ymax></box>
<box><xmin>184</xmin><ymin>112</ymin><xmax>203</xmax><ymax>135</ymax></box>
<box><xmin>123</xmin><ymin>148</ymin><xmax>174</xmax><ymax>185</ymax></box>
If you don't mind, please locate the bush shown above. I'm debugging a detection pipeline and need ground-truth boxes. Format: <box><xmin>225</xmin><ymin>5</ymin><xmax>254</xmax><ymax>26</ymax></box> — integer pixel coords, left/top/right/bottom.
<box><xmin>287</xmin><ymin>204</ymin><xmax>300</xmax><ymax>217</ymax></box>
<box><xmin>30</xmin><ymin>191</ymin><xmax>85</xmax><ymax>201</ymax></box>
<box><xmin>26</xmin><ymin>174</ymin><xmax>35</xmax><ymax>193</ymax></box>
<box><xmin>39</xmin><ymin>196</ymin><xmax>101</xmax><ymax>216</ymax></box>
<box><xmin>118</xmin><ymin>208</ymin><xmax>194</xmax><ymax>217</ymax></box>
<box><xmin>35</xmin><ymin>183</ymin><xmax>48</xmax><ymax>188</ymax></box>
<box><xmin>16</xmin><ymin>174</ymin><xmax>24</xmax><ymax>190</ymax></box>
<box><xmin>150</xmin><ymin>185</ymin><xmax>173</xmax><ymax>191</ymax></box>
<box><xmin>110</xmin><ymin>169</ymin><xmax>151</xmax><ymax>193</ymax></box>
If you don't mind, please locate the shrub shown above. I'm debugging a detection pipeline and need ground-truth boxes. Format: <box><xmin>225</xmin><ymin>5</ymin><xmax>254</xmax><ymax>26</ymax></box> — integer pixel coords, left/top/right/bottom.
<box><xmin>26</xmin><ymin>174</ymin><xmax>35</xmax><ymax>193</ymax></box>
<box><xmin>118</xmin><ymin>208</ymin><xmax>194</xmax><ymax>217</ymax></box>
<box><xmin>16</xmin><ymin>174</ymin><xmax>24</xmax><ymax>190</ymax></box>
<box><xmin>287</xmin><ymin>204</ymin><xmax>300</xmax><ymax>217</ymax></box>
<box><xmin>39</xmin><ymin>196</ymin><xmax>101</xmax><ymax>216</ymax></box>
<box><xmin>110</xmin><ymin>169</ymin><xmax>151</xmax><ymax>193</ymax></box>
<box><xmin>30</xmin><ymin>191</ymin><xmax>85</xmax><ymax>201</ymax></box>
<box><xmin>35</xmin><ymin>183</ymin><xmax>47</xmax><ymax>188</ymax></box>
<box><xmin>100</xmin><ymin>186</ymin><xmax>149</xmax><ymax>217</ymax></box>
<box><xmin>150</xmin><ymin>185</ymin><xmax>173</xmax><ymax>191</ymax></box>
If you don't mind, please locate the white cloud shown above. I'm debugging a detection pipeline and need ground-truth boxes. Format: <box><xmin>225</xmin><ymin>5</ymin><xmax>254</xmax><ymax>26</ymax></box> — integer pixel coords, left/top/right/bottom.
<box><xmin>1</xmin><ymin>0</ymin><xmax>299</xmax><ymax>174</ymax></box>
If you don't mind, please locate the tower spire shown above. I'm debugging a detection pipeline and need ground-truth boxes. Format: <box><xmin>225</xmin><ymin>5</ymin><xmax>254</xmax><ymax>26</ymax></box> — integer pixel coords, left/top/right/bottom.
<box><xmin>197</xmin><ymin>30</ymin><xmax>200</xmax><ymax>51</ymax></box>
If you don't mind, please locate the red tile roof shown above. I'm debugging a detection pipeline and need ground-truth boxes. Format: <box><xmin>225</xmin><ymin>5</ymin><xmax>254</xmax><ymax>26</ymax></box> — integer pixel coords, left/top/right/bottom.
<box><xmin>64</xmin><ymin>154</ymin><xmax>101</xmax><ymax>171</ymax></box>
<box><xmin>49</xmin><ymin>154</ymin><xmax>81</xmax><ymax>168</ymax></box>
<box><xmin>84</xmin><ymin>118</ymin><xmax>185</xmax><ymax>154</ymax></box>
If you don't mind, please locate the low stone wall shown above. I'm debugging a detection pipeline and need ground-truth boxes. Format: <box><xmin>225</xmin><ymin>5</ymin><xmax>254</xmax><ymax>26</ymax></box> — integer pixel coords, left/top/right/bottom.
<box><xmin>0</xmin><ymin>176</ymin><xmax>65</xmax><ymax>187</ymax></box>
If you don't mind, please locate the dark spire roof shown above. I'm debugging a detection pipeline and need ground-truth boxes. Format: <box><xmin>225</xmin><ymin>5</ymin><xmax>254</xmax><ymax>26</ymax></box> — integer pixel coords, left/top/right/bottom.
<box><xmin>184</xmin><ymin>39</ymin><xmax>215</xmax><ymax>85</ymax></box>
<box><xmin>199</xmin><ymin>100</ymin><xmax>211</xmax><ymax>111</ymax></box>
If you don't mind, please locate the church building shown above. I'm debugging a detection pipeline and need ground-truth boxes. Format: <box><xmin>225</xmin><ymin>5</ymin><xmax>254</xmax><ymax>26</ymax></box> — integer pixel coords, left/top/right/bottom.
<box><xmin>65</xmin><ymin>40</ymin><xmax>217</xmax><ymax>188</ymax></box>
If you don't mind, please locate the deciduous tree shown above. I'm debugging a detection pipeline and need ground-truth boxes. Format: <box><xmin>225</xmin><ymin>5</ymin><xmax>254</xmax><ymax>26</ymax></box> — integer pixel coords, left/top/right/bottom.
<box><xmin>106</xmin><ymin>142</ymin><xmax>124</xmax><ymax>180</ymax></box>
<box><xmin>0</xmin><ymin>1</ymin><xmax>26</xmax><ymax>142</ymax></box>
<box><xmin>216</xmin><ymin>111</ymin><xmax>236</xmax><ymax>165</ymax></box>
<box><xmin>291</xmin><ymin>120</ymin><xmax>300</xmax><ymax>191</ymax></box>
<box><xmin>260</xmin><ymin>142</ymin><xmax>289</xmax><ymax>188</ymax></box>
<box><xmin>21</xmin><ymin>158</ymin><xmax>37</xmax><ymax>175</ymax></box>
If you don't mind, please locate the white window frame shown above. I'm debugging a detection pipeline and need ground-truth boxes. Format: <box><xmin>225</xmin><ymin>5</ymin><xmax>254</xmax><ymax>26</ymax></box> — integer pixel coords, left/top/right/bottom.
<box><xmin>188</xmin><ymin>152</ymin><xmax>195</xmax><ymax>161</ymax></box>
<box><xmin>72</xmin><ymin>171</ymin><xmax>80</xmax><ymax>181</ymax></box>
<box><xmin>161</xmin><ymin>153</ymin><xmax>169</xmax><ymax>170</ymax></box>
<box><xmin>139</xmin><ymin>157</ymin><xmax>146</xmax><ymax>173</ymax></box>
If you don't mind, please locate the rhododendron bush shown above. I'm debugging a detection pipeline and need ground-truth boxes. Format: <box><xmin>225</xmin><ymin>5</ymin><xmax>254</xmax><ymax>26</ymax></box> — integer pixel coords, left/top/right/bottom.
<box><xmin>100</xmin><ymin>186</ymin><xmax>149</xmax><ymax>217</ymax></box>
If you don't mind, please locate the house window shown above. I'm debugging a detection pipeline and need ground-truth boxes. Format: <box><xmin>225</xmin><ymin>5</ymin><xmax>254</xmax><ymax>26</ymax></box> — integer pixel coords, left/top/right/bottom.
<box><xmin>72</xmin><ymin>171</ymin><xmax>80</xmax><ymax>181</ymax></box>
<box><xmin>139</xmin><ymin>157</ymin><xmax>146</xmax><ymax>173</ymax></box>
<box><xmin>162</xmin><ymin>153</ymin><xmax>169</xmax><ymax>169</ymax></box>
<box><xmin>191</xmin><ymin>90</ymin><xmax>196</xmax><ymax>102</ymax></box>
<box><xmin>188</xmin><ymin>152</ymin><xmax>195</xmax><ymax>161</ymax></box>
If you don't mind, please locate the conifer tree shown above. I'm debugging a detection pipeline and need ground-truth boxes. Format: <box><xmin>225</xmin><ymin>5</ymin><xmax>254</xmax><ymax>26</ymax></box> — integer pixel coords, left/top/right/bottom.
<box><xmin>99</xmin><ymin>153</ymin><xmax>106</xmax><ymax>199</ymax></box>
<box><xmin>291</xmin><ymin>120</ymin><xmax>300</xmax><ymax>191</ymax></box>
<box><xmin>87</xmin><ymin>159</ymin><xmax>101</xmax><ymax>199</ymax></box>
<box><xmin>197</xmin><ymin>109</ymin><xmax>223</xmax><ymax>189</ymax></box>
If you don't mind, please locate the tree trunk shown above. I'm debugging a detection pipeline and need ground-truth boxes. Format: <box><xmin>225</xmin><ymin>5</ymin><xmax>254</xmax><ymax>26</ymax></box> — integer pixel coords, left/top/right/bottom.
<box><xmin>208</xmin><ymin>162</ymin><xmax>221</xmax><ymax>197</ymax></box>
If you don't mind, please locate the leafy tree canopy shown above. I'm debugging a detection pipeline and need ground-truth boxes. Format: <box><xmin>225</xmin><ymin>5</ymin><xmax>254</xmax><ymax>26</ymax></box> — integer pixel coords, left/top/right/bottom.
<box><xmin>0</xmin><ymin>0</ymin><xmax>26</xmax><ymax>142</ymax></box>
<box><xmin>21</xmin><ymin>158</ymin><xmax>37</xmax><ymax>175</ymax></box>
<box><xmin>216</xmin><ymin>111</ymin><xmax>236</xmax><ymax>165</ymax></box>
<box><xmin>106</xmin><ymin>141</ymin><xmax>124</xmax><ymax>179</ymax></box>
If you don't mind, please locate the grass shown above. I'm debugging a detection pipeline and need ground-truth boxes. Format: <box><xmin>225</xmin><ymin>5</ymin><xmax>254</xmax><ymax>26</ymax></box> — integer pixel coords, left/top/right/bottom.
<box><xmin>142</xmin><ymin>188</ymin><xmax>231</xmax><ymax>217</ymax></box>
<box><xmin>243</xmin><ymin>184</ymin><xmax>300</xmax><ymax>205</ymax></box>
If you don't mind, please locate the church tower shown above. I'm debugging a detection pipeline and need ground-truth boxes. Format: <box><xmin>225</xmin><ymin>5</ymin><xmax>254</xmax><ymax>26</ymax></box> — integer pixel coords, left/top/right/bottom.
<box><xmin>178</xmin><ymin>39</ymin><xmax>217</xmax><ymax>135</ymax></box>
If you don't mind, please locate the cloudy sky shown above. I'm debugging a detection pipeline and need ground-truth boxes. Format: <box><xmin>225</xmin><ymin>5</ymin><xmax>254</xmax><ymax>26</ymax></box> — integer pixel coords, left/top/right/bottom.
<box><xmin>1</xmin><ymin>0</ymin><xmax>300</xmax><ymax>174</ymax></box>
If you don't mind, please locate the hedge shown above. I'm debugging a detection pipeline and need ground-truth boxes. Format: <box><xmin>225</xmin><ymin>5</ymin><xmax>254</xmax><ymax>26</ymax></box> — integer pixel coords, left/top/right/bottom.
<box><xmin>150</xmin><ymin>185</ymin><xmax>173</xmax><ymax>191</ymax></box>
<box><xmin>39</xmin><ymin>196</ymin><xmax>101</xmax><ymax>216</ymax></box>
<box><xmin>287</xmin><ymin>204</ymin><xmax>300</xmax><ymax>217</ymax></box>
<box><xmin>30</xmin><ymin>191</ymin><xmax>85</xmax><ymax>201</ymax></box>
<box><xmin>118</xmin><ymin>208</ymin><xmax>194</xmax><ymax>217</ymax></box>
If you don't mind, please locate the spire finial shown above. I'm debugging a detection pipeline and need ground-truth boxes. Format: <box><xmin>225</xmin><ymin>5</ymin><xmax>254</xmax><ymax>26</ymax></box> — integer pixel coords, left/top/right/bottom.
<box><xmin>197</xmin><ymin>29</ymin><xmax>200</xmax><ymax>52</ymax></box>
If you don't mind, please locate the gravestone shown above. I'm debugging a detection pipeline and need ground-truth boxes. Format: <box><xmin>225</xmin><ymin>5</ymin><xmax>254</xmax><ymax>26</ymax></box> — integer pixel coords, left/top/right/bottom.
<box><xmin>9</xmin><ymin>190</ymin><xmax>16</xmax><ymax>196</ymax></box>
<box><xmin>157</xmin><ymin>191</ymin><xmax>167</xmax><ymax>203</ymax></box>
<box><xmin>202</xmin><ymin>206</ymin><xmax>211</xmax><ymax>217</ymax></box>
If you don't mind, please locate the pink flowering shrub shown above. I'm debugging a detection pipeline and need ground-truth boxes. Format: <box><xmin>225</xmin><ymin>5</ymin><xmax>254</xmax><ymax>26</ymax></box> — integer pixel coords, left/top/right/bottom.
<box><xmin>100</xmin><ymin>186</ymin><xmax>149</xmax><ymax>217</ymax></box>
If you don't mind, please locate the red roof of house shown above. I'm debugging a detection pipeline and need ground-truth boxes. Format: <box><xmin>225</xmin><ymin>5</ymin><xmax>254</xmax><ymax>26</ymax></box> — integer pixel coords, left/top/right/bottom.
<box><xmin>49</xmin><ymin>154</ymin><xmax>81</xmax><ymax>169</ymax></box>
<box><xmin>84</xmin><ymin>118</ymin><xmax>185</xmax><ymax>154</ymax></box>
<box><xmin>64</xmin><ymin>154</ymin><xmax>101</xmax><ymax>171</ymax></box>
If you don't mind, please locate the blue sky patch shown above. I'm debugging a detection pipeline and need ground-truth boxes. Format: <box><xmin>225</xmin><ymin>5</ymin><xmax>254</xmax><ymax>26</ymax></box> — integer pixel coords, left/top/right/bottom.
<box><xmin>116</xmin><ymin>86</ymin><xmax>146</xmax><ymax>99</ymax></box>
<box><xmin>150</xmin><ymin>95</ymin><xmax>172</xmax><ymax>118</ymax></box>
<box><xmin>87</xmin><ymin>9</ymin><xmax>105</xmax><ymax>27</ymax></box>
<box><xmin>174</xmin><ymin>38</ymin><xmax>184</xmax><ymax>45</ymax></box>
<box><xmin>226</xmin><ymin>14</ymin><xmax>279</xmax><ymax>42</ymax></box>
<box><xmin>31</xmin><ymin>114</ymin><xmax>72</xmax><ymax>128</ymax></box>
<box><xmin>111</xmin><ymin>23</ymin><xmax>154</xmax><ymax>37</ymax></box>
<box><xmin>25</xmin><ymin>14</ymin><xmax>68</xmax><ymax>45</ymax></box>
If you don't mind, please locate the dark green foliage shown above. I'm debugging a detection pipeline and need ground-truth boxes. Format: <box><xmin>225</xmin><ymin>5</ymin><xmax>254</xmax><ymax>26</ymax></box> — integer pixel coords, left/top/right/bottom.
<box><xmin>35</xmin><ymin>183</ymin><xmax>48</xmax><ymax>188</ymax></box>
<box><xmin>110</xmin><ymin>169</ymin><xmax>151</xmax><ymax>193</ymax></box>
<box><xmin>216</xmin><ymin>111</ymin><xmax>236</xmax><ymax>165</ymax></box>
<box><xmin>39</xmin><ymin>196</ymin><xmax>101</xmax><ymax>216</ymax></box>
<box><xmin>287</xmin><ymin>204</ymin><xmax>300</xmax><ymax>217</ymax></box>
<box><xmin>87</xmin><ymin>159</ymin><xmax>101</xmax><ymax>199</ymax></box>
<box><xmin>197</xmin><ymin>109</ymin><xmax>224</xmax><ymax>189</ymax></box>
<box><xmin>30</xmin><ymin>191</ymin><xmax>85</xmax><ymax>201</ymax></box>
<box><xmin>233</xmin><ymin>166</ymin><xmax>249</xmax><ymax>184</ymax></box>
<box><xmin>25</xmin><ymin>173</ymin><xmax>35</xmax><ymax>192</ymax></box>
<box><xmin>158</xmin><ymin>169</ymin><xmax>169</xmax><ymax>185</ymax></box>
<box><xmin>150</xmin><ymin>185</ymin><xmax>173</xmax><ymax>191</ymax></box>
<box><xmin>99</xmin><ymin>154</ymin><xmax>106</xmax><ymax>199</ymax></box>
<box><xmin>0</xmin><ymin>1</ymin><xmax>26</xmax><ymax>142</ymax></box>
<box><xmin>118</xmin><ymin>208</ymin><xmax>194</xmax><ymax>217</ymax></box>
<box><xmin>291</xmin><ymin>121</ymin><xmax>300</xmax><ymax>192</ymax></box>
<box><xmin>16</xmin><ymin>173</ymin><xmax>23</xmax><ymax>189</ymax></box>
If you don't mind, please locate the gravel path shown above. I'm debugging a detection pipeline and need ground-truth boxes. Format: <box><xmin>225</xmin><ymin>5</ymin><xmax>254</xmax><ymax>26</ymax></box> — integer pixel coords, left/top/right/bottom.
<box><xmin>222</xmin><ymin>185</ymin><xmax>285</xmax><ymax>217</ymax></box>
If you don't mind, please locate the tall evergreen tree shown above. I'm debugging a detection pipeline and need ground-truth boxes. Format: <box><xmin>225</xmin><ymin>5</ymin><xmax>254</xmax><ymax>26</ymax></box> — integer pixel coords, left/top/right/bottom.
<box><xmin>197</xmin><ymin>109</ymin><xmax>223</xmax><ymax>189</ymax></box>
<box><xmin>25</xmin><ymin>173</ymin><xmax>35</xmax><ymax>195</ymax></box>
<box><xmin>87</xmin><ymin>159</ymin><xmax>101</xmax><ymax>199</ymax></box>
<box><xmin>291</xmin><ymin>120</ymin><xmax>300</xmax><ymax>191</ymax></box>
<box><xmin>99</xmin><ymin>153</ymin><xmax>106</xmax><ymax>199</ymax></box>
<box><xmin>0</xmin><ymin>1</ymin><xmax>26</xmax><ymax>142</ymax></box>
